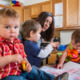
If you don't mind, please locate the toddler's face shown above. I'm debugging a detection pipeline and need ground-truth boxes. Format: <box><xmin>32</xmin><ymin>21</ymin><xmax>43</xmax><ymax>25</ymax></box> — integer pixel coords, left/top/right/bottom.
<box><xmin>0</xmin><ymin>17</ymin><xmax>20</xmax><ymax>42</ymax></box>
<box><xmin>71</xmin><ymin>40</ymin><xmax>80</xmax><ymax>51</ymax></box>
<box><xmin>31</xmin><ymin>27</ymin><xmax>41</xmax><ymax>42</ymax></box>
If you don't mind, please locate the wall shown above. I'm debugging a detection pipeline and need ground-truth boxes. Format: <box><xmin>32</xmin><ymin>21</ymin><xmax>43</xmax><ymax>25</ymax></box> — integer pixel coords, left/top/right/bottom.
<box><xmin>23</xmin><ymin>0</ymin><xmax>49</xmax><ymax>6</ymax></box>
<box><xmin>0</xmin><ymin>1</ymin><xmax>9</xmax><ymax>5</ymax></box>
<box><xmin>60</xmin><ymin>30</ymin><xmax>74</xmax><ymax>45</ymax></box>
<box><xmin>0</xmin><ymin>0</ymin><xmax>49</xmax><ymax>6</ymax></box>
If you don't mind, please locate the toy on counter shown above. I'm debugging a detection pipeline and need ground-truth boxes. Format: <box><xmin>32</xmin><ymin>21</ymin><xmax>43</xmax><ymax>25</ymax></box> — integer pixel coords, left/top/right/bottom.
<box><xmin>22</xmin><ymin>61</ymin><xmax>26</xmax><ymax>71</ymax></box>
<box><xmin>10</xmin><ymin>0</ymin><xmax>21</xmax><ymax>7</ymax></box>
<box><xmin>58</xmin><ymin>45</ymin><xmax>67</xmax><ymax>51</ymax></box>
<box><xmin>67</xmin><ymin>49</ymin><xmax>80</xmax><ymax>62</ymax></box>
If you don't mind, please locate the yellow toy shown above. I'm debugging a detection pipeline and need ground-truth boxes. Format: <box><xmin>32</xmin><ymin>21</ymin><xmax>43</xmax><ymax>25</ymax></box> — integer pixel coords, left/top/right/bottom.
<box><xmin>22</xmin><ymin>61</ymin><xmax>26</xmax><ymax>71</ymax></box>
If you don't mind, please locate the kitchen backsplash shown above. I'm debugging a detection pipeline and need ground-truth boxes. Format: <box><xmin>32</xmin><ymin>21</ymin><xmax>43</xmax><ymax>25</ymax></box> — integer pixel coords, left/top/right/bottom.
<box><xmin>41</xmin><ymin>30</ymin><xmax>75</xmax><ymax>45</ymax></box>
<box><xmin>60</xmin><ymin>30</ymin><xmax>74</xmax><ymax>45</ymax></box>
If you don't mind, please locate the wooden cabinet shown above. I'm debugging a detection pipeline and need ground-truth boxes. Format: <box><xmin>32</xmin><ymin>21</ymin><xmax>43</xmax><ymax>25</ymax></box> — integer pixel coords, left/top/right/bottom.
<box><xmin>52</xmin><ymin>0</ymin><xmax>80</xmax><ymax>30</ymax></box>
<box><xmin>23</xmin><ymin>6</ymin><xmax>31</xmax><ymax>21</ymax></box>
<box><xmin>0</xmin><ymin>4</ymin><xmax>8</xmax><ymax>8</ymax></box>
<box><xmin>10</xmin><ymin>7</ymin><xmax>23</xmax><ymax>24</ymax></box>
<box><xmin>30</xmin><ymin>1</ymin><xmax>53</xmax><ymax>18</ymax></box>
<box><xmin>55</xmin><ymin>0</ymin><xmax>62</xmax><ymax>2</ymax></box>
<box><xmin>63</xmin><ymin>0</ymin><xmax>78</xmax><ymax>27</ymax></box>
<box><xmin>48</xmin><ymin>51</ymin><xmax>57</xmax><ymax>64</ymax></box>
<box><xmin>42</xmin><ymin>1</ymin><xmax>52</xmax><ymax>13</ymax></box>
<box><xmin>31</xmin><ymin>3</ymin><xmax>42</xmax><ymax>18</ymax></box>
<box><xmin>22</xmin><ymin>0</ymin><xmax>80</xmax><ymax>30</ymax></box>
<box><xmin>78</xmin><ymin>0</ymin><xmax>80</xmax><ymax>25</ymax></box>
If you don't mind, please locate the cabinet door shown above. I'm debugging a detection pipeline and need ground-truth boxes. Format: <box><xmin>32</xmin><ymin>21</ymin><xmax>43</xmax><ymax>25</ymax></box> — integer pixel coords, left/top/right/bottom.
<box><xmin>0</xmin><ymin>4</ymin><xmax>8</xmax><ymax>8</ymax></box>
<box><xmin>10</xmin><ymin>7</ymin><xmax>23</xmax><ymax>24</ymax></box>
<box><xmin>48</xmin><ymin>53</ymin><xmax>57</xmax><ymax>64</ymax></box>
<box><xmin>78</xmin><ymin>0</ymin><xmax>80</xmax><ymax>25</ymax></box>
<box><xmin>31</xmin><ymin>3</ymin><xmax>42</xmax><ymax>18</ymax></box>
<box><xmin>55</xmin><ymin>0</ymin><xmax>62</xmax><ymax>2</ymax></box>
<box><xmin>63</xmin><ymin>0</ymin><xmax>78</xmax><ymax>27</ymax></box>
<box><xmin>42</xmin><ymin>1</ymin><xmax>52</xmax><ymax>13</ymax></box>
<box><xmin>23</xmin><ymin>6</ymin><xmax>31</xmax><ymax>21</ymax></box>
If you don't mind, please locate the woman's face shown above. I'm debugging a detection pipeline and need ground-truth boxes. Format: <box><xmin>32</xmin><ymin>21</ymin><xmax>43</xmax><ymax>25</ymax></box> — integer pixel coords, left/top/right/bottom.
<box><xmin>42</xmin><ymin>16</ymin><xmax>52</xmax><ymax>32</ymax></box>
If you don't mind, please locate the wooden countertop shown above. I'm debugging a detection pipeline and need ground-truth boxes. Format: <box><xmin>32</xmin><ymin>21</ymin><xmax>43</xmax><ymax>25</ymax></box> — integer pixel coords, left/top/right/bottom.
<box><xmin>51</xmin><ymin>50</ymin><xmax>63</xmax><ymax>54</ymax></box>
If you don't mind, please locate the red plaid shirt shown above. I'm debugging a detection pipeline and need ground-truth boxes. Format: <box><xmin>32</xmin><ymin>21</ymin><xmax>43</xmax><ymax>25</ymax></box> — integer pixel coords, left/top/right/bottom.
<box><xmin>0</xmin><ymin>37</ymin><xmax>26</xmax><ymax>79</ymax></box>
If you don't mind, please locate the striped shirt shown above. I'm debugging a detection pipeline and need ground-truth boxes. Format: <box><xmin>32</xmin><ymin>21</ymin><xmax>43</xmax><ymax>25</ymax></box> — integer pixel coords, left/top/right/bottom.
<box><xmin>0</xmin><ymin>37</ymin><xmax>26</xmax><ymax>79</ymax></box>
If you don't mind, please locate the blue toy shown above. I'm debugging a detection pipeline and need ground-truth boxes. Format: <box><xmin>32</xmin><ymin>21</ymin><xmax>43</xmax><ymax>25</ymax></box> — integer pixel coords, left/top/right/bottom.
<box><xmin>58</xmin><ymin>45</ymin><xmax>67</xmax><ymax>51</ymax></box>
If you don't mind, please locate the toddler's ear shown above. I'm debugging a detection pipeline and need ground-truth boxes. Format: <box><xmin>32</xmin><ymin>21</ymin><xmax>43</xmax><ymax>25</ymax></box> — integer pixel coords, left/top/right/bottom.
<box><xmin>30</xmin><ymin>30</ymin><xmax>34</xmax><ymax>37</ymax></box>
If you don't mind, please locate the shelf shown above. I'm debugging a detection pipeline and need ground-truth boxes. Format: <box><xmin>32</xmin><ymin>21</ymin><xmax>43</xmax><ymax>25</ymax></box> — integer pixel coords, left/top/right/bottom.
<box><xmin>55</xmin><ymin>26</ymin><xmax>80</xmax><ymax>31</ymax></box>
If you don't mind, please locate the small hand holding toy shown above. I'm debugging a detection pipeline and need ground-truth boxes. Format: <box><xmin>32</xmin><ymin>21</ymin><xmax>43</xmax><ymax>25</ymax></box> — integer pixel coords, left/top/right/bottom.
<box><xmin>22</xmin><ymin>61</ymin><xmax>26</xmax><ymax>71</ymax></box>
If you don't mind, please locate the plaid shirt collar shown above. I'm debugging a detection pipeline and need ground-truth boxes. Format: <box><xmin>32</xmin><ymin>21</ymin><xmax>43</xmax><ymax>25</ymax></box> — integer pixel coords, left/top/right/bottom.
<box><xmin>0</xmin><ymin>37</ymin><xmax>21</xmax><ymax>44</ymax></box>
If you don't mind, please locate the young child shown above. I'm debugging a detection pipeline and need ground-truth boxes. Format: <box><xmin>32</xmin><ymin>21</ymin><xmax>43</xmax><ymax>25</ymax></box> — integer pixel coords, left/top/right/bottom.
<box><xmin>21</xmin><ymin>20</ymin><xmax>60</xmax><ymax>67</ymax></box>
<box><xmin>57</xmin><ymin>30</ymin><xmax>80</xmax><ymax>69</ymax></box>
<box><xmin>0</xmin><ymin>7</ymin><xmax>68</xmax><ymax>80</ymax></box>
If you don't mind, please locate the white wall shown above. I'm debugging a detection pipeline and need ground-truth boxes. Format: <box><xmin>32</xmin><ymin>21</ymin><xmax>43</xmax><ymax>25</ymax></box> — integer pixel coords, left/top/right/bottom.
<box><xmin>0</xmin><ymin>1</ymin><xmax>9</xmax><ymax>6</ymax></box>
<box><xmin>60</xmin><ymin>30</ymin><xmax>74</xmax><ymax>45</ymax></box>
<box><xmin>0</xmin><ymin>0</ymin><xmax>49</xmax><ymax>6</ymax></box>
<box><xmin>23</xmin><ymin>0</ymin><xmax>49</xmax><ymax>6</ymax></box>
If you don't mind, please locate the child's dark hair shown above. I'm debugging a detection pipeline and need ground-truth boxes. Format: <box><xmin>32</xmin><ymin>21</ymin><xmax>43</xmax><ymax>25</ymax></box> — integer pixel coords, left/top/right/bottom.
<box><xmin>0</xmin><ymin>7</ymin><xmax>19</xmax><ymax>18</ymax></box>
<box><xmin>22</xmin><ymin>20</ymin><xmax>41</xmax><ymax>39</ymax></box>
<box><xmin>72</xmin><ymin>30</ymin><xmax>80</xmax><ymax>43</ymax></box>
<box><xmin>36</xmin><ymin>12</ymin><xmax>54</xmax><ymax>41</ymax></box>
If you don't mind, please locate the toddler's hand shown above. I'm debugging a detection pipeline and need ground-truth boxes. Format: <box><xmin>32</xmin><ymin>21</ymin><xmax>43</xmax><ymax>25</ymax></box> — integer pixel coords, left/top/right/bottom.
<box><xmin>57</xmin><ymin>63</ymin><xmax>63</xmax><ymax>69</ymax></box>
<box><xmin>12</xmin><ymin>54</ymin><xmax>23</xmax><ymax>63</ymax></box>
<box><xmin>25</xmin><ymin>59</ymin><xmax>32</xmax><ymax>73</ymax></box>
<box><xmin>50</xmin><ymin>42</ymin><xmax>60</xmax><ymax>49</ymax></box>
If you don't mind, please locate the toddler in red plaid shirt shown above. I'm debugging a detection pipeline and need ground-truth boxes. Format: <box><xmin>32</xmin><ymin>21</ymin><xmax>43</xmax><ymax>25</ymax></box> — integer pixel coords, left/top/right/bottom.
<box><xmin>0</xmin><ymin>7</ymin><xmax>32</xmax><ymax>80</ymax></box>
<box><xmin>0</xmin><ymin>7</ymin><xmax>68</xmax><ymax>80</ymax></box>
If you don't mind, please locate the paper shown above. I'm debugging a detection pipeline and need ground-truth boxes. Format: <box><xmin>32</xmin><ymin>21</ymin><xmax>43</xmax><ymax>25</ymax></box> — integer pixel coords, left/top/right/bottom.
<box><xmin>40</xmin><ymin>66</ymin><xmax>65</xmax><ymax>76</ymax></box>
<box><xmin>40</xmin><ymin>61</ymin><xmax>80</xmax><ymax>80</ymax></box>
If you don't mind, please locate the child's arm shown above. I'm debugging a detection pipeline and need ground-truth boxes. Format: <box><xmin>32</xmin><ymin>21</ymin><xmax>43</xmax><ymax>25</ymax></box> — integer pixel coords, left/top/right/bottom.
<box><xmin>38</xmin><ymin>42</ymin><xmax>60</xmax><ymax>58</ymax></box>
<box><xmin>0</xmin><ymin>55</ymin><xmax>12</xmax><ymax>67</ymax></box>
<box><xmin>57</xmin><ymin>45</ymin><xmax>70</xmax><ymax>69</ymax></box>
<box><xmin>0</xmin><ymin>54</ymin><xmax>23</xmax><ymax>67</ymax></box>
<box><xmin>23</xmin><ymin>58</ymin><xmax>32</xmax><ymax>73</ymax></box>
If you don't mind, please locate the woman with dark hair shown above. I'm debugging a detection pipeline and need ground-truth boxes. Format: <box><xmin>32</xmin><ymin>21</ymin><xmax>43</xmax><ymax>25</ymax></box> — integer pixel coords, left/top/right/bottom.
<box><xmin>36</xmin><ymin>12</ymin><xmax>54</xmax><ymax>48</ymax></box>
<box><xmin>36</xmin><ymin>12</ymin><xmax>54</xmax><ymax>42</ymax></box>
